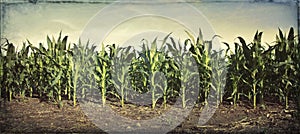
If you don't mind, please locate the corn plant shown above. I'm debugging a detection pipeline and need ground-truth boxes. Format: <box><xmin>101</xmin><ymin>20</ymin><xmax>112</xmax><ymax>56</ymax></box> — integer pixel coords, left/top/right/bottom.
<box><xmin>110</xmin><ymin>46</ymin><xmax>136</xmax><ymax>107</ymax></box>
<box><xmin>185</xmin><ymin>30</ymin><xmax>212</xmax><ymax>105</ymax></box>
<box><xmin>26</xmin><ymin>51</ymin><xmax>37</xmax><ymax>98</ymax></box>
<box><xmin>240</xmin><ymin>32</ymin><xmax>274</xmax><ymax>109</ymax></box>
<box><xmin>1</xmin><ymin>41</ymin><xmax>31</xmax><ymax>101</ymax></box>
<box><xmin>210</xmin><ymin>49</ymin><xmax>227</xmax><ymax>104</ymax></box>
<box><xmin>273</xmin><ymin>28</ymin><xmax>298</xmax><ymax>109</ymax></box>
<box><xmin>241</xmin><ymin>35</ymin><xmax>261</xmax><ymax>109</ymax></box>
<box><xmin>64</xmin><ymin>45</ymin><xmax>73</xmax><ymax>100</ymax></box>
<box><xmin>124</xmin><ymin>37</ymin><xmax>179</xmax><ymax>108</ymax></box>
<box><xmin>94</xmin><ymin>44</ymin><xmax>113</xmax><ymax>107</ymax></box>
<box><xmin>70</xmin><ymin>45</ymin><xmax>80</xmax><ymax>107</ymax></box>
<box><xmin>137</xmin><ymin>34</ymin><xmax>170</xmax><ymax>109</ymax></box>
<box><xmin>294</xmin><ymin>39</ymin><xmax>300</xmax><ymax>115</ymax></box>
<box><xmin>15</xmin><ymin>43</ymin><xmax>31</xmax><ymax>99</ymax></box>
<box><xmin>162</xmin><ymin>56</ymin><xmax>181</xmax><ymax>103</ymax></box>
<box><xmin>166</xmin><ymin>37</ymin><xmax>199</xmax><ymax>108</ymax></box>
<box><xmin>0</xmin><ymin>40</ymin><xmax>4</xmax><ymax>98</ymax></box>
<box><xmin>0</xmin><ymin>39</ymin><xmax>6</xmax><ymax>99</ymax></box>
<box><xmin>224</xmin><ymin>42</ymin><xmax>245</xmax><ymax>107</ymax></box>
<box><xmin>129</xmin><ymin>56</ymin><xmax>148</xmax><ymax>94</ymax></box>
<box><xmin>163</xmin><ymin>38</ymin><xmax>181</xmax><ymax>108</ymax></box>
<box><xmin>28</xmin><ymin>43</ymin><xmax>48</xmax><ymax>98</ymax></box>
<box><xmin>71</xmin><ymin>40</ymin><xmax>98</xmax><ymax>107</ymax></box>
<box><xmin>3</xmin><ymin>41</ymin><xmax>17</xmax><ymax>101</ymax></box>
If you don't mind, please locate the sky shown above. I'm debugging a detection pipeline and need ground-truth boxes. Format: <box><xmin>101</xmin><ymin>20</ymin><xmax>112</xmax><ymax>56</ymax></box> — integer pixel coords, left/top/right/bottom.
<box><xmin>1</xmin><ymin>0</ymin><xmax>298</xmax><ymax>51</ymax></box>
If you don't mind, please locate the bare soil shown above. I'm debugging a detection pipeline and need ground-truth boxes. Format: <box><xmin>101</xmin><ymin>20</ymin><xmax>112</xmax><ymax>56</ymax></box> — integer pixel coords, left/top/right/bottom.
<box><xmin>0</xmin><ymin>97</ymin><xmax>299</xmax><ymax>133</ymax></box>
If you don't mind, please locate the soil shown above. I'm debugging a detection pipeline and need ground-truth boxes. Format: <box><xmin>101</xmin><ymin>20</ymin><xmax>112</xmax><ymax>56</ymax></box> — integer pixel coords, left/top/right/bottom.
<box><xmin>0</xmin><ymin>97</ymin><xmax>299</xmax><ymax>133</ymax></box>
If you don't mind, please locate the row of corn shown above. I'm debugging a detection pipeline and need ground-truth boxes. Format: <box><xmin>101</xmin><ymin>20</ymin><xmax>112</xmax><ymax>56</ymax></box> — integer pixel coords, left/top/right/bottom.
<box><xmin>0</xmin><ymin>28</ymin><xmax>299</xmax><ymax>110</ymax></box>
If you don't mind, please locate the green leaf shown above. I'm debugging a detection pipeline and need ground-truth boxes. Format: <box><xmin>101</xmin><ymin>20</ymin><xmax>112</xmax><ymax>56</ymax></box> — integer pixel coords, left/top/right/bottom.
<box><xmin>185</xmin><ymin>30</ymin><xmax>195</xmax><ymax>45</ymax></box>
<box><xmin>51</xmin><ymin>70</ymin><xmax>63</xmax><ymax>87</ymax></box>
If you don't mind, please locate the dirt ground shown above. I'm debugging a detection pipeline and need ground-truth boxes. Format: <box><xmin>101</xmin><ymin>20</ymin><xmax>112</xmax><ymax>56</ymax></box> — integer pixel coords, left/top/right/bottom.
<box><xmin>0</xmin><ymin>97</ymin><xmax>299</xmax><ymax>133</ymax></box>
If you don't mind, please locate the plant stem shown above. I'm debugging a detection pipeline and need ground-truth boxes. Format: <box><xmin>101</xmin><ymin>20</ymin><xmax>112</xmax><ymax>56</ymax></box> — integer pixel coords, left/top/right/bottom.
<box><xmin>182</xmin><ymin>86</ymin><xmax>186</xmax><ymax>108</ymax></box>
<box><xmin>101</xmin><ymin>64</ymin><xmax>107</xmax><ymax>107</ymax></box>
<box><xmin>253</xmin><ymin>84</ymin><xmax>257</xmax><ymax>109</ymax></box>
<box><xmin>73</xmin><ymin>65</ymin><xmax>79</xmax><ymax>107</ymax></box>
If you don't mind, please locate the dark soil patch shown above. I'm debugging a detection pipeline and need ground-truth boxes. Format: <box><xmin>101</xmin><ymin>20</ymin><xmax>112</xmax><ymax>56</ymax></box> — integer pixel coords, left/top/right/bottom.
<box><xmin>0</xmin><ymin>97</ymin><xmax>299</xmax><ymax>133</ymax></box>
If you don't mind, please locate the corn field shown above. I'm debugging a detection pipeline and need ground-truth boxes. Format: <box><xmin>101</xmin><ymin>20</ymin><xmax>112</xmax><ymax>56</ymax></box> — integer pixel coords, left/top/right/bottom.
<box><xmin>0</xmin><ymin>28</ymin><xmax>299</xmax><ymax>112</ymax></box>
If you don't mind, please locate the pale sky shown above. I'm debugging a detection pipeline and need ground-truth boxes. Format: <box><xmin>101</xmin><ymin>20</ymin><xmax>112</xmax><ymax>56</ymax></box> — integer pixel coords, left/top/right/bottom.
<box><xmin>1</xmin><ymin>1</ymin><xmax>297</xmax><ymax>51</ymax></box>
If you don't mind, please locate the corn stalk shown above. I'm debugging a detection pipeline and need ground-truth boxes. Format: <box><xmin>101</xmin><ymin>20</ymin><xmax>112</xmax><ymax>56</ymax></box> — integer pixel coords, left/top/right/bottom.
<box><xmin>210</xmin><ymin>49</ymin><xmax>227</xmax><ymax>104</ymax></box>
<box><xmin>138</xmin><ymin>34</ymin><xmax>170</xmax><ymax>109</ymax></box>
<box><xmin>239</xmin><ymin>32</ymin><xmax>272</xmax><ymax>109</ymax></box>
<box><xmin>185</xmin><ymin>30</ymin><xmax>212</xmax><ymax>105</ymax></box>
<box><xmin>111</xmin><ymin>46</ymin><xmax>136</xmax><ymax>107</ymax></box>
<box><xmin>224</xmin><ymin>42</ymin><xmax>245</xmax><ymax>107</ymax></box>
<box><xmin>167</xmin><ymin>37</ymin><xmax>199</xmax><ymax>108</ymax></box>
<box><xmin>2</xmin><ymin>40</ymin><xmax>16</xmax><ymax>101</ymax></box>
<box><xmin>273</xmin><ymin>28</ymin><xmax>298</xmax><ymax>109</ymax></box>
<box><xmin>94</xmin><ymin>44</ymin><xmax>112</xmax><ymax>107</ymax></box>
